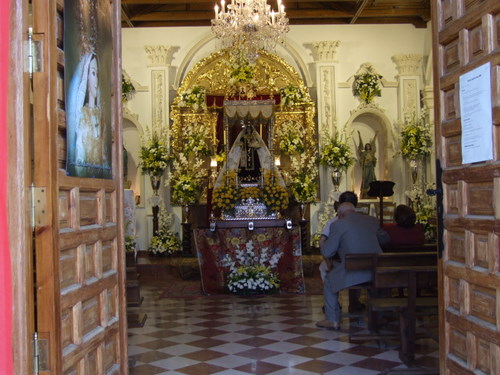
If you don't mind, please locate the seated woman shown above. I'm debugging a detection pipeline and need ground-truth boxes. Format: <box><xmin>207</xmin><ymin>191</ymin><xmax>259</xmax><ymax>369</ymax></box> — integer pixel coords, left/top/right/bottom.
<box><xmin>383</xmin><ymin>204</ymin><xmax>425</xmax><ymax>248</ymax></box>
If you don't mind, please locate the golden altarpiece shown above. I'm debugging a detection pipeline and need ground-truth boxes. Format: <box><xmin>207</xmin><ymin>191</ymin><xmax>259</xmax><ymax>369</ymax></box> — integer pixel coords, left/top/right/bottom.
<box><xmin>170</xmin><ymin>49</ymin><xmax>317</xmax><ymax>253</ymax></box>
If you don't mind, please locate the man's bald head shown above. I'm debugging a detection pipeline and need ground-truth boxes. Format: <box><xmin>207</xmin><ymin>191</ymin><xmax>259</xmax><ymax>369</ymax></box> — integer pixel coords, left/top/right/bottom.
<box><xmin>338</xmin><ymin>202</ymin><xmax>356</xmax><ymax>219</ymax></box>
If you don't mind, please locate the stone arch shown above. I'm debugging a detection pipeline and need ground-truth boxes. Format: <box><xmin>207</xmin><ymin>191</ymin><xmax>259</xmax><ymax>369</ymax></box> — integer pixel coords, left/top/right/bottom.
<box><xmin>344</xmin><ymin>106</ymin><xmax>393</xmax><ymax>197</ymax></box>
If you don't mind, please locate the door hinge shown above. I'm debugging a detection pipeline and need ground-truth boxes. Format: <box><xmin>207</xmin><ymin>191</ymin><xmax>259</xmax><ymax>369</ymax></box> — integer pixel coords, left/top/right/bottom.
<box><xmin>33</xmin><ymin>332</ymin><xmax>49</xmax><ymax>374</ymax></box>
<box><xmin>27</xmin><ymin>27</ymin><xmax>43</xmax><ymax>78</ymax></box>
<box><xmin>30</xmin><ymin>185</ymin><xmax>48</xmax><ymax>229</ymax></box>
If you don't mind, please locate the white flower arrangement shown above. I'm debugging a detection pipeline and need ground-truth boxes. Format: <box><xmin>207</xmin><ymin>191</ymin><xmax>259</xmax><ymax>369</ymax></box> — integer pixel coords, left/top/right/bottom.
<box><xmin>275</xmin><ymin>120</ymin><xmax>306</xmax><ymax>154</ymax></box>
<box><xmin>222</xmin><ymin>241</ymin><xmax>282</xmax><ymax>295</ymax></box>
<box><xmin>405</xmin><ymin>183</ymin><xmax>437</xmax><ymax>242</ymax></box>
<box><xmin>149</xmin><ymin>204</ymin><xmax>181</xmax><ymax>255</ymax></box>
<box><xmin>319</xmin><ymin>128</ymin><xmax>355</xmax><ymax>171</ymax></box>
<box><xmin>289</xmin><ymin>153</ymin><xmax>319</xmax><ymax>204</ymax></box>
<box><xmin>167</xmin><ymin>153</ymin><xmax>206</xmax><ymax>205</ymax></box>
<box><xmin>168</xmin><ymin>119</ymin><xmax>211</xmax><ymax>205</ymax></box>
<box><xmin>279</xmin><ymin>84</ymin><xmax>309</xmax><ymax>107</ymax></box>
<box><xmin>138</xmin><ymin>127</ymin><xmax>172</xmax><ymax>175</ymax></box>
<box><xmin>179</xmin><ymin>86</ymin><xmax>207</xmax><ymax>111</ymax></box>
<box><xmin>352</xmin><ymin>66</ymin><xmax>383</xmax><ymax>104</ymax></box>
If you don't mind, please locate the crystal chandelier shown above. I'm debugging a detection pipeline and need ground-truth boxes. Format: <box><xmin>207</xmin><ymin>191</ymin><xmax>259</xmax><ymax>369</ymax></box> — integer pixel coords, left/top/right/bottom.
<box><xmin>211</xmin><ymin>0</ymin><xmax>289</xmax><ymax>61</ymax></box>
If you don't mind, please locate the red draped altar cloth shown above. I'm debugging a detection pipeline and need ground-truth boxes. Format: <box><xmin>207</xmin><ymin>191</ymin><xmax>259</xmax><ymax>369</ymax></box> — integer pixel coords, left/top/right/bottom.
<box><xmin>194</xmin><ymin>226</ymin><xmax>305</xmax><ymax>295</ymax></box>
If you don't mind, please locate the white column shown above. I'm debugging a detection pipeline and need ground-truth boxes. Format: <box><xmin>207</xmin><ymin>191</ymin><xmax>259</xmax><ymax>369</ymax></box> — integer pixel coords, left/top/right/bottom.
<box><xmin>391</xmin><ymin>54</ymin><xmax>423</xmax><ymax>119</ymax></box>
<box><xmin>305</xmin><ymin>41</ymin><xmax>341</xmax><ymax>205</ymax></box>
<box><xmin>144</xmin><ymin>45</ymin><xmax>177</xmax><ymax>242</ymax></box>
<box><xmin>391</xmin><ymin>54</ymin><xmax>425</xmax><ymax>194</ymax></box>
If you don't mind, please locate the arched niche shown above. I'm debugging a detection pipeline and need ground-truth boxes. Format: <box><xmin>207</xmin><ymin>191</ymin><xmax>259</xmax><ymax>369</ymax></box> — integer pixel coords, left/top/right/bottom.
<box><xmin>345</xmin><ymin>107</ymin><xmax>393</xmax><ymax>198</ymax></box>
<box><xmin>123</xmin><ymin>109</ymin><xmax>145</xmax><ymax>207</ymax></box>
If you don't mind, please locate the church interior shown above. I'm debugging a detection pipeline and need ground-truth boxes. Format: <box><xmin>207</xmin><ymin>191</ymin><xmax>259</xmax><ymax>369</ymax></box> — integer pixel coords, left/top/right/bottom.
<box><xmin>119</xmin><ymin>2</ymin><xmax>441</xmax><ymax>373</ymax></box>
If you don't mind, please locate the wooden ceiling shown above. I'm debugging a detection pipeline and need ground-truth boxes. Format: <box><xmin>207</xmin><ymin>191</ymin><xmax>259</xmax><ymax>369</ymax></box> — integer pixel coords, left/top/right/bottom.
<box><xmin>121</xmin><ymin>0</ymin><xmax>431</xmax><ymax>29</ymax></box>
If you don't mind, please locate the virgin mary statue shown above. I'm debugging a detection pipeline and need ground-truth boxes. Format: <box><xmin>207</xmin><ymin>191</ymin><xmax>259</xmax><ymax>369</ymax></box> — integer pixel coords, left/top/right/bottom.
<box><xmin>215</xmin><ymin>123</ymin><xmax>284</xmax><ymax>188</ymax></box>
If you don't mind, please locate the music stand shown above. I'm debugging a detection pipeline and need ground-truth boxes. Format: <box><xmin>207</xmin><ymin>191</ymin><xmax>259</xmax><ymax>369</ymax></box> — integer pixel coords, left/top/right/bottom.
<box><xmin>367</xmin><ymin>180</ymin><xmax>395</xmax><ymax>226</ymax></box>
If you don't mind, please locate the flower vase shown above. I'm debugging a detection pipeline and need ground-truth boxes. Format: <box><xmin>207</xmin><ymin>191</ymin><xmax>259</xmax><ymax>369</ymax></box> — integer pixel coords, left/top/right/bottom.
<box><xmin>409</xmin><ymin>159</ymin><xmax>418</xmax><ymax>185</ymax></box>
<box><xmin>150</xmin><ymin>174</ymin><xmax>162</xmax><ymax>196</ymax></box>
<box><xmin>299</xmin><ymin>203</ymin><xmax>306</xmax><ymax>221</ymax></box>
<box><xmin>183</xmin><ymin>204</ymin><xmax>190</xmax><ymax>223</ymax></box>
<box><xmin>331</xmin><ymin>169</ymin><xmax>341</xmax><ymax>191</ymax></box>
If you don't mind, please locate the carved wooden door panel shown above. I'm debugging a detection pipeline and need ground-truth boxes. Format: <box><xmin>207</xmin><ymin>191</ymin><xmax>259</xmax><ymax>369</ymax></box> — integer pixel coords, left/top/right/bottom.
<box><xmin>432</xmin><ymin>1</ymin><xmax>500</xmax><ymax>373</ymax></box>
<box><xmin>31</xmin><ymin>0</ymin><xmax>128</xmax><ymax>373</ymax></box>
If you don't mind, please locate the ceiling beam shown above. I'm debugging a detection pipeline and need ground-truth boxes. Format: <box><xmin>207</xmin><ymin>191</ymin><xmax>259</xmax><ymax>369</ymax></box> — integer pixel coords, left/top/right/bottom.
<box><xmin>129</xmin><ymin>7</ymin><xmax>428</xmax><ymax>22</ymax></box>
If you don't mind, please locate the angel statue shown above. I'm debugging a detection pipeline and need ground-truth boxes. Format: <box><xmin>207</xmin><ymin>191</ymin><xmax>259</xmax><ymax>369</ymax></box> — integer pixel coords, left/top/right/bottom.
<box><xmin>355</xmin><ymin>130</ymin><xmax>377</xmax><ymax>198</ymax></box>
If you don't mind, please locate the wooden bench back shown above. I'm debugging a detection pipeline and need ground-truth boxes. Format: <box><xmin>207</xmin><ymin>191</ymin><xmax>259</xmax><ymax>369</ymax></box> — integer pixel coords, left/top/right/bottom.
<box><xmin>374</xmin><ymin>266</ymin><xmax>438</xmax><ymax>289</ymax></box>
<box><xmin>344</xmin><ymin>251</ymin><xmax>437</xmax><ymax>271</ymax></box>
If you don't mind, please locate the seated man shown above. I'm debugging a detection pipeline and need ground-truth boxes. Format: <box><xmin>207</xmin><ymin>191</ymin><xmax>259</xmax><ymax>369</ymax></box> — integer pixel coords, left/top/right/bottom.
<box><xmin>316</xmin><ymin>202</ymin><xmax>390</xmax><ymax>330</ymax></box>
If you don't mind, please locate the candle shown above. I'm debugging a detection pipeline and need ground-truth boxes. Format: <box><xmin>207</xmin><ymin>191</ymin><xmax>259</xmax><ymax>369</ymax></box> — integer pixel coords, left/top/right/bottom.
<box><xmin>214</xmin><ymin>4</ymin><xmax>219</xmax><ymax>19</ymax></box>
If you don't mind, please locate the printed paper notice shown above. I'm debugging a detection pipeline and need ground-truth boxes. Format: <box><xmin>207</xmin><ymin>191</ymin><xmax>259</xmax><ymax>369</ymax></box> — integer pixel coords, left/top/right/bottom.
<box><xmin>459</xmin><ymin>62</ymin><xmax>493</xmax><ymax>164</ymax></box>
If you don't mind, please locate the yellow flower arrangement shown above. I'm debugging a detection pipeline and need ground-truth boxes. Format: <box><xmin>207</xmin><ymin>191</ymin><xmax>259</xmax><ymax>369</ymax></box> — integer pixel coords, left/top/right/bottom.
<box><xmin>239</xmin><ymin>186</ymin><xmax>262</xmax><ymax>200</ymax></box>
<box><xmin>400</xmin><ymin>110</ymin><xmax>433</xmax><ymax>160</ymax></box>
<box><xmin>212</xmin><ymin>171</ymin><xmax>240</xmax><ymax>212</ymax></box>
<box><xmin>262</xmin><ymin>171</ymin><xmax>289</xmax><ymax>212</ymax></box>
<box><xmin>139</xmin><ymin>128</ymin><xmax>172</xmax><ymax>175</ymax></box>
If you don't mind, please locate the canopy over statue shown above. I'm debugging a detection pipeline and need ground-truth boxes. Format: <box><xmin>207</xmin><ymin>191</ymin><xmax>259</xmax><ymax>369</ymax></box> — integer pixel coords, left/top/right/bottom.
<box><xmin>215</xmin><ymin>100</ymin><xmax>284</xmax><ymax>188</ymax></box>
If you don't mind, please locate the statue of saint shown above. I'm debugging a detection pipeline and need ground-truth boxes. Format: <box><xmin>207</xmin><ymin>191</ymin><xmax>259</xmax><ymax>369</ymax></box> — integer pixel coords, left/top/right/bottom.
<box><xmin>355</xmin><ymin>130</ymin><xmax>378</xmax><ymax>198</ymax></box>
<box><xmin>214</xmin><ymin>121</ymin><xmax>282</xmax><ymax>188</ymax></box>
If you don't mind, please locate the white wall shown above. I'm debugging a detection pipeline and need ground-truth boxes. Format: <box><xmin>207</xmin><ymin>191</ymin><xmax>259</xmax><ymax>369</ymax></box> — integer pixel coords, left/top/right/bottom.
<box><xmin>122</xmin><ymin>23</ymin><xmax>432</xmax><ymax>249</ymax></box>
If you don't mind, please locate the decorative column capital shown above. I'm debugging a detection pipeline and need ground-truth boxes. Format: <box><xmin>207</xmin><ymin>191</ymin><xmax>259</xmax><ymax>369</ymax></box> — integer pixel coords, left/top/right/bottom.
<box><xmin>305</xmin><ymin>41</ymin><xmax>340</xmax><ymax>62</ymax></box>
<box><xmin>391</xmin><ymin>54</ymin><xmax>423</xmax><ymax>75</ymax></box>
<box><xmin>144</xmin><ymin>45</ymin><xmax>175</xmax><ymax>67</ymax></box>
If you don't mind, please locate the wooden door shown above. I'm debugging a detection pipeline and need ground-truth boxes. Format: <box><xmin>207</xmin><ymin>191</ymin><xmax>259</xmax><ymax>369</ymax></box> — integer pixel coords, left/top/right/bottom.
<box><xmin>31</xmin><ymin>0</ymin><xmax>128</xmax><ymax>373</ymax></box>
<box><xmin>432</xmin><ymin>1</ymin><xmax>500</xmax><ymax>373</ymax></box>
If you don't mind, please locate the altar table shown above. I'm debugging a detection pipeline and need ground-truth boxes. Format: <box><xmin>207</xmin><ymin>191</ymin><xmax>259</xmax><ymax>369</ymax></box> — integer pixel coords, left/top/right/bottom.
<box><xmin>193</xmin><ymin>225</ymin><xmax>305</xmax><ymax>295</ymax></box>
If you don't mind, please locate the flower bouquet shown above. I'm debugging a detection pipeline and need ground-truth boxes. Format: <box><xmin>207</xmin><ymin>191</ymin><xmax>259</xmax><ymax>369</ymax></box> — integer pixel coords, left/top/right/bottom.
<box><xmin>279</xmin><ymin>84</ymin><xmax>308</xmax><ymax>107</ymax></box>
<box><xmin>138</xmin><ymin>128</ymin><xmax>172</xmax><ymax>175</ymax></box>
<box><xmin>289</xmin><ymin>153</ymin><xmax>318</xmax><ymax>204</ymax></box>
<box><xmin>400</xmin><ymin>110</ymin><xmax>433</xmax><ymax>160</ymax></box>
<box><xmin>405</xmin><ymin>183</ymin><xmax>437</xmax><ymax>242</ymax></box>
<box><xmin>319</xmin><ymin>129</ymin><xmax>354</xmax><ymax>171</ymax></box>
<box><xmin>150</xmin><ymin>229</ymin><xmax>181</xmax><ymax>255</ymax></box>
<box><xmin>149</xmin><ymin>205</ymin><xmax>181</xmax><ymax>255</ymax></box>
<box><xmin>121</xmin><ymin>75</ymin><xmax>136</xmax><ymax>102</ymax></box>
<box><xmin>222</xmin><ymin>241</ymin><xmax>282</xmax><ymax>295</ymax></box>
<box><xmin>275</xmin><ymin>120</ymin><xmax>306</xmax><ymax>154</ymax></box>
<box><xmin>212</xmin><ymin>171</ymin><xmax>240</xmax><ymax>212</ymax></box>
<box><xmin>179</xmin><ymin>86</ymin><xmax>206</xmax><ymax>111</ymax></box>
<box><xmin>352</xmin><ymin>67</ymin><xmax>383</xmax><ymax>104</ymax></box>
<box><xmin>227</xmin><ymin>52</ymin><xmax>257</xmax><ymax>98</ymax></box>
<box><xmin>262</xmin><ymin>171</ymin><xmax>289</xmax><ymax>213</ymax></box>
<box><xmin>290</xmin><ymin>173</ymin><xmax>317</xmax><ymax>204</ymax></box>
<box><xmin>171</xmin><ymin>173</ymin><xmax>201</xmax><ymax>205</ymax></box>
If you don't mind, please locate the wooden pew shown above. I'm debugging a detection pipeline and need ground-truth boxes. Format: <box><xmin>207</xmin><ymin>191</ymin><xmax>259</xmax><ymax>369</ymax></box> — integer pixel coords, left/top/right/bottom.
<box><xmin>344</xmin><ymin>251</ymin><xmax>438</xmax><ymax>368</ymax></box>
<box><xmin>370</xmin><ymin>265</ymin><xmax>437</xmax><ymax>366</ymax></box>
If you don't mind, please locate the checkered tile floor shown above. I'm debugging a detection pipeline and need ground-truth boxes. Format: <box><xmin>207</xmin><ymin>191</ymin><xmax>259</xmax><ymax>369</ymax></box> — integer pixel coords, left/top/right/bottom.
<box><xmin>128</xmin><ymin>286</ymin><xmax>439</xmax><ymax>374</ymax></box>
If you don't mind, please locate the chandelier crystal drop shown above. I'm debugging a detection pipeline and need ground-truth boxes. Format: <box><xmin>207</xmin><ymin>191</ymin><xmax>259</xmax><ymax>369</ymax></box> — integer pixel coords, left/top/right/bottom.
<box><xmin>211</xmin><ymin>0</ymin><xmax>289</xmax><ymax>61</ymax></box>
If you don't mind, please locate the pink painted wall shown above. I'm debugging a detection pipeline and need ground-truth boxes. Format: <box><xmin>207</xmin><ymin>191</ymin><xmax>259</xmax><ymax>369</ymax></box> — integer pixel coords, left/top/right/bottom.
<box><xmin>0</xmin><ymin>0</ymin><xmax>13</xmax><ymax>372</ymax></box>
